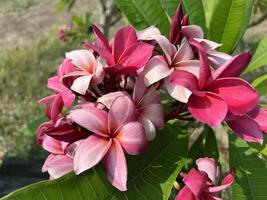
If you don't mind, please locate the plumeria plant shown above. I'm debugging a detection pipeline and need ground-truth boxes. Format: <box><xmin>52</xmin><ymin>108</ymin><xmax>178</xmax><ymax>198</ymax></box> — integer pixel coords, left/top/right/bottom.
<box><xmin>2</xmin><ymin>1</ymin><xmax>267</xmax><ymax>200</ymax></box>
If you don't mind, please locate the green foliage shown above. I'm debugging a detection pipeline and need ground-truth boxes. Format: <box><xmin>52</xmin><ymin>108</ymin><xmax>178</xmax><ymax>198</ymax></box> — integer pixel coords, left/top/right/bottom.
<box><xmin>56</xmin><ymin>0</ymin><xmax>76</xmax><ymax>11</ymax></box>
<box><xmin>230</xmin><ymin>134</ymin><xmax>267</xmax><ymax>200</ymax></box>
<box><xmin>2</xmin><ymin>121</ymin><xmax>188</xmax><ymax>200</ymax></box>
<box><xmin>209</xmin><ymin>0</ymin><xmax>253</xmax><ymax>53</ymax></box>
<box><xmin>113</xmin><ymin>0</ymin><xmax>180</xmax><ymax>36</ymax></box>
<box><xmin>252</xmin><ymin>74</ymin><xmax>267</xmax><ymax>95</ymax></box>
<box><xmin>245</xmin><ymin>37</ymin><xmax>267</xmax><ymax>73</ymax></box>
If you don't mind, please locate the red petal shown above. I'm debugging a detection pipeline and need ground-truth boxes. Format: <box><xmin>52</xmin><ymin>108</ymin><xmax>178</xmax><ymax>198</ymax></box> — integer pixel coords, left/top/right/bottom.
<box><xmin>113</xmin><ymin>26</ymin><xmax>137</xmax><ymax>62</ymax></box>
<box><xmin>213</xmin><ymin>52</ymin><xmax>251</xmax><ymax>79</ymax></box>
<box><xmin>183</xmin><ymin>168</ymin><xmax>209</xmax><ymax>197</ymax></box>
<box><xmin>227</xmin><ymin>115</ymin><xmax>263</xmax><ymax>144</ymax></box>
<box><xmin>208</xmin><ymin>78</ymin><xmax>259</xmax><ymax>115</ymax></box>
<box><xmin>188</xmin><ymin>92</ymin><xmax>228</xmax><ymax>127</ymax></box>
<box><xmin>247</xmin><ymin>106</ymin><xmax>267</xmax><ymax>133</ymax></box>
<box><xmin>189</xmin><ymin>39</ymin><xmax>211</xmax><ymax>90</ymax></box>
<box><xmin>175</xmin><ymin>186</ymin><xmax>196</xmax><ymax>200</ymax></box>
<box><xmin>118</xmin><ymin>42</ymin><xmax>154</xmax><ymax>72</ymax></box>
<box><xmin>208</xmin><ymin>170</ymin><xmax>235</xmax><ymax>193</ymax></box>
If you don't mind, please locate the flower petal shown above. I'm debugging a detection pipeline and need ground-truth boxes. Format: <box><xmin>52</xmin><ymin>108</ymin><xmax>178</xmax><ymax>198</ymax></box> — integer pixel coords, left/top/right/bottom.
<box><xmin>103</xmin><ymin>139</ymin><xmax>127</xmax><ymax>191</ymax></box>
<box><xmin>140</xmin><ymin>117</ymin><xmax>156</xmax><ymax>141</ymax></box>
<box><xmin>65</xmin><ymin>50</ymin><xmax>96</xmax><ymax>72</ymax></box>
<box><xmin>175</xmin><ymin>186</ymin><xmax>196</xmax><ymax>200</ymax></box>
<box><xmin>143</xmin><ymin>55</ymin><xmax>172</xmax><ymax>86</ymax></box>
<box><xmin>188</xmin><ymin>92</ymin><xmax>228</xmax><ymax>127</ymax></box>
<box><xmin>68</xmin><ymin>105</ymin><xmax>109</xmax><ymax>137</ymax></box>
<box><xmin>116</xmin><ymin>121</ymin><xmax>148</xmax><ymax>155</ymax></box>
<box><xmin>139</xmin><ymin>87</ymin><xmax>161</xmax><ymax>107</ymax></box>
<box><xmin>169</xmin><ymin>3</ymin><xmax>183</xmax><ymax>45</ymax></box>
<box><xmin>42</xmin><ymin>136</ymin><xmax>65</xmax><ymax>155</ymax></box>
<box><xmin>60</xmin><ymin>85</ymin><xmax>75</xmax><ymax>109</ymax></box>
<box><xmin>208</xmin><ymin>170</ymin><xmax>235</xmax><ymax>193</ymax></box>
<box><xmin>133</xmin><ymin>75</ymin><xmax>148</xmax><ymax>104</ymax></box>
<box><xmin>189</xmin><ymin>39</ymin><xmax>211</xmax><ymax>90</ymax></box>
<box><xmin>182</xmin><ymin>25</ymin><xmax>204</xmax><ymax>39</ymax></box>
<box><xmin>117</xmin><ymin>42</ymin><xmax>154</xmax><ymax>72</ymax></box>
<box><xmin>46</xmin><ymin>155</ymin><xmax>73</xmax><ymax>179</ymax></box>
<box><xmin>141</xmin><ymin>103</ymin><xmax>164</xmax><ymax>129</ymax></box>
<box><xmin>113</xmin><ymin>26</ymin><xmax>137</xmax><ymax>62</ymax></box>
<box><xmin>183</xmin><ymin>168</ymin><xmax>209</xmax><ymax>197</ymax></box>
<box><xmin>137</xmin><ymin>26</ymin><xmax>161</xmax><ymax>40</ymax></box>
<box><xmin>166</xmin><ymin>69</ymin><xmax>198</xmax><ymax>103</ymax></box>
<box><xmin>196</xmin><ymin>157</ymin><xmax>218</xmax><ymax>184</ymax></box>
<box><xmin>71</xmin><ymin>74</ymin><xmax>92</xmax><ymax>95</ymax></box>
<box><xmin>51</xmin><ymin>94</ymin><xmax>64</xmax><ymax>121</ymax></box>
<box><xmin>248</xmin><ymin>106</ymin><xmax>267</xmax><ymax>133</ymax></box>
<box><xmin>227</xmin><ymin>115</ymin><xmax>263</xmax><ymax>144</ymax></box>
<box><xmin>212</xmin><ymin>52</ymin><xmax>251</xmax><ymax>79</ymax></box>
<box><xmin>74</xmin><ymin>135</ymin><xmax>112</xmax><ymax>174</ymax></box>
<box><xmin>47</xmin><ymin>76</ymin><xmax>61</xmax><ymax>92</ymax></box>
<box><xmin>172</xmin><ymin>40</ymin><xmax>194</xmax><ymax>63</ymax></box>
<box><xmin>208</xmin><ymin>78</ymin><xmax>259</xmax><ymax>115</ymax></box>
<box><xmin>109</xmin><ymin>96</ymin><xmax>136</xmax><ymax>133</ymax></box>
<box><xmin>97</xmin><ymin>91</ymin><xmax>127</xmax><ymax>109</ymax></box>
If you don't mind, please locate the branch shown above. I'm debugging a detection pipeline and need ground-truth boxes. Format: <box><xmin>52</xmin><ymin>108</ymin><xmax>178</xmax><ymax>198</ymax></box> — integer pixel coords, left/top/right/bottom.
<box><xmin>249</xmin><ymin>12</ymin><xmax>267</xmax><ymax>27</ymax></box>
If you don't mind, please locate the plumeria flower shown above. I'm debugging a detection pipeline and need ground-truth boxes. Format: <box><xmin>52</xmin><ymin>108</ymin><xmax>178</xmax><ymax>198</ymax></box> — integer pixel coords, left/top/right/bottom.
<box><xmin>84</xmin><ymin>25</ymin><xmax>154</xmax><ymax>74</ymax></box>
<box><xmin>42</xmin><ymin>136</ymin><xmax>73</xmax><ymax>180</ymax></box>
<box><xmin>225</xmin><ymin>105</ymin><xmax>267</xmax><ymax>144</ymax></box>
<box><xmin>169</xmin><ymin>39</ymin><xmax>258</xmax><ymax>127</ymax></box>
<box><xmin>176</xmin><ymin>157</ymin><xmax>235</xmax><ymax>200</ymax></box>
<box><xmin>141</xmin><ymin>31</ymin><xmax>199</xmax><ymax>103</ymax></box>
<box><xmin>68</xmin><ymin>96</ymin><xmax>148</xmax><ymax>191</ymax></box>
<box><xmin>39</xmin><ymin>59</ymin><xmax>76</xmax><ymax>121</ymax></box>
<box><xmin>65</xmin><ymin>49</ymin><xmax>105</xmax><ymax>95</ymax></box>
<box><xmin>97</xmin><ymin>77</ymin><xmax>164</xmax><ymax>141</ymax></box>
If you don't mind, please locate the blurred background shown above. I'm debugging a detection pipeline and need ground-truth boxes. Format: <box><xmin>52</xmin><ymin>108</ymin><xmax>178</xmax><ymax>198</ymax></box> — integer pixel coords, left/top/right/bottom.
<box><xmin>0</xmin><ymin>0</ymin><xmax>266</xmax><ymax>196</ymax></box>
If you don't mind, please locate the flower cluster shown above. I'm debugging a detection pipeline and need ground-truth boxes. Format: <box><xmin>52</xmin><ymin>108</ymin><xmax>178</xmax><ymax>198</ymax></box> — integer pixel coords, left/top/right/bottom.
<box><xmin>38</xmin><ymin>3</ymin><xmax>267</xmax><ymax>193</ymax></box>
<box><xmin>175</xmin><ymin>157</ymin><xmax>235</xmax><ymax>200</ymax></box>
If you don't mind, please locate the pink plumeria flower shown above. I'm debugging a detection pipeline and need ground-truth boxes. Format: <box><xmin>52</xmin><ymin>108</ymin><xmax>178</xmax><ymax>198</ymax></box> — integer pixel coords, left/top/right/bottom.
<box><xmin>39</xmin><ymin>59</ymin><xmax>76</xmax><ymax>121</ymax></box>
<box><xmin>65</xmin><ymin>49</ymin><xmax>105</xmax><ymax>95</ymax></box>
<box><xmin>169</xmin><ymin>39</ymin><xmax>258</xmax><ymax>127</ymax></box>
<box><xmin>139</xmin><ymin>26</ymin><xmax>200</xmax><ymax>103</ymax></box>
<box><xmin>84</xmin><ymin>25</ymin><xmax>154</xmax><ymax>74</ymax></box>
<box><xmin>68</xmin><ymin>96</ymin><xmax>148</xmax><ymax>191</ymax></box>
<box><xmin>42</xmin><ymin>136</ymin><xmax>73</xmax><ymax>180</ymax></box>
<box><xmin>176</xmin><ymin>157</ymin><xmax>235</xmax><ymax>200</ymax></box>
<box><xmin>225</xmin><ymin>105</ymin><xmax>267</xmax><ymax>144</ymax></box>
<box><xmin>97</xmin><ymin>77</ymin><xmax>164</xmax><ymax>141</ymax></box>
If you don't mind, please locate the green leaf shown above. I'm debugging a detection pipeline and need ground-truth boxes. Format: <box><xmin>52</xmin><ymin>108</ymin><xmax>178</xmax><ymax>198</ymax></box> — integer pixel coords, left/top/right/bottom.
<box><xmin>244</xmin><ymin>37</ymin><xmax>267</xmax><ymax>73</ymax></box>
<box><xmin>2</xmin><ymin>121</ymin><xmax>188</xmax><ymax>200</ymax></box>
<box><xmin>209</xmin><ymin>0</ymin><xmax>253</xmax><ymax>53</ymax></box>
<box><xmin>252</xmin><ymin>74</ymin><xmax>267</xmax><ymax>95</ymax></box>
<box><xmin>182</xmin><ymin>0</ymin><xmax>207</xmax><ymax>35</ymax></box>
<box><xmin>113</xmin><ymin>0</ymin><xmax>178</xmax><ymax>36</ymax></box>
<box><xmin>230</xmin><ymin>134</ymin><xmax>267</xmax><ymax>200</ymax></box>
<box><xmin>203</xmin><ymin>0</ymin><xmax>218</xmax><ymax>29</ymax></box>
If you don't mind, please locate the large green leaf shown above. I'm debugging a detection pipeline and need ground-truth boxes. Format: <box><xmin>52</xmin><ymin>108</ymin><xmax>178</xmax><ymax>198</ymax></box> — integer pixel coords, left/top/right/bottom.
<box><xmin>252</xmin><ymin>74</ymin><xmax>267</xmax><ymax>95</ymax></box>
<box><xmin>182</xmin><ymin>0</ymin><xmax>207</xmax><ymax>35</ymax></box>
<box><xmin>209</xmin><ymin>0</ymin><xmax>253</xmax><ymax>53</ymax></box>
<box><xmin>229</xmin><ymin>134</ymin><xmax>267</xmax><ymax>200</ymax></box>
<box><xmin>2</xmin><ymin>121</ymin><xmax>188</xmax><ymax>200</ymax></box>
<box><xmin>113</xmin><ymin>0</ymin><xmax>180</xmax><ymax>36</ymax></box>
<box><xmin>244</xmin><ymin>37</ymin><xmax>267</xmax><ymax>73</ymax></box>
<box><xmin>203</xmin><ymin>0</ymin><xmax>218</xmax><ymax>29</ymax></box>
